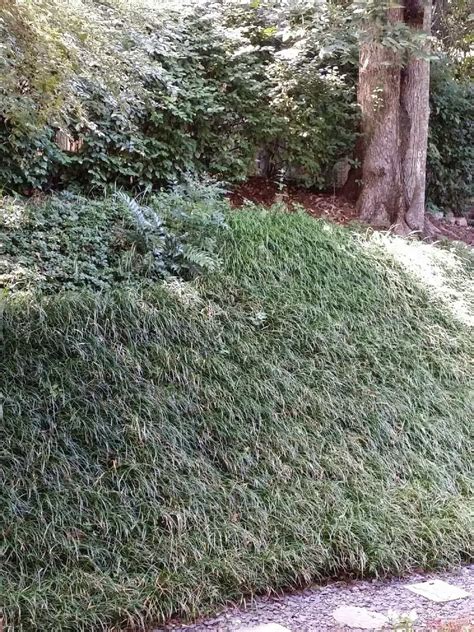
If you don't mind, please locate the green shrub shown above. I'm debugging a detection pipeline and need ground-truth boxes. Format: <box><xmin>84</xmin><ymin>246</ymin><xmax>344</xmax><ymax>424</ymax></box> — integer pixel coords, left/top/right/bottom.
<box><xmin>0</xmin><ymin>179</ymin><xmax>227</xmax><ymax>292</ymax></box>
<box><xmin>1</xmin><ymin>209</ymin><xmax>472</xmax><ymax>631</ymax></box>
<box><xmin>0</xmin><ymin>0</ymin><xmax>357</xmax><ymax>192</ymax></box>
<box><xmin>0</xmin><ymin>0</ymin><xmax>274</xmax><ymax>189</ymax></box>
<box><xmin>428</xmin><ymin>64</ymin><xmax>474</xmax><ymax>214</ymax></box>
<box><xmin>0</xmin><ymin>0</ymin><xmax>471</xmax><ymax>208</ymax></box>
<box><xmin>263</xmin><ymin>62</ymin><xmax>358</xmax><ymax>187</ymax></box>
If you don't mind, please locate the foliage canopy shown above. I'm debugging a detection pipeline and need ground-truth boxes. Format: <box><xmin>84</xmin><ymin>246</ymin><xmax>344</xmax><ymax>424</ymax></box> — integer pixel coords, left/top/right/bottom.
<box><xmin>1</xmin><ymin>0</ymin><xmax>470</xmax><ymax>212</ymax></box>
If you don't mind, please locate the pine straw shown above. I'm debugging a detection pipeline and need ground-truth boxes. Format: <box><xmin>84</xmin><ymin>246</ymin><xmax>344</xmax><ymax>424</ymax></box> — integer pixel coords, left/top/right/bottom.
<box><xmin>1</xmin><ymin>210</ymin><xmax>473</xmax><ymax>631</ymax></box>
<box><xmin>230</xmin><ymin>177</ymin><xmax>358</xmax><ymax>225</ymax></box>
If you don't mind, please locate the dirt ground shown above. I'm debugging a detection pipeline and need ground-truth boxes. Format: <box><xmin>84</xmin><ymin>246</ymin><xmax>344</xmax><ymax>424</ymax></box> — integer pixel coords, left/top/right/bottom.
<box><xmin>230</xmin><ymin>177</ymin><xmax>474</xmax><ymax>247</ymax></box>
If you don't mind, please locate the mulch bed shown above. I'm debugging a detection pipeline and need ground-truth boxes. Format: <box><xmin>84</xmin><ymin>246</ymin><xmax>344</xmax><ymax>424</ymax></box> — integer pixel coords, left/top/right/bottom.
<box><xmin>230</xmin><ymin>177</ymin><xmax>474</xmax><ymax>246</ymax></box>
<box><xmin>428</xmin><ymin>217</ymin><xmax>474</xmax><ymax>247</ymax></box>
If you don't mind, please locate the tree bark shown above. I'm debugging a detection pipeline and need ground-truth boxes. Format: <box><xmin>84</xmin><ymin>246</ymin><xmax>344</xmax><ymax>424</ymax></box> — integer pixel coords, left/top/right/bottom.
<box><xmin>432</xmin><ymin>0</ymin><xmax>448</xmax><ymax>38</ymax></box>
<box><xmin>400</xmin><ymin>1</ymin><xmax>432</xmax><ymax>232</ymax></box>
<box><xmin>357</xmin><ymin>6</ymin><xmax>405</xmax><ymax>229</ymax></box>
<box><xmin>356</xmin><ymin>1</ymin><xmax>432</xmax><ymax>235</ymax></box>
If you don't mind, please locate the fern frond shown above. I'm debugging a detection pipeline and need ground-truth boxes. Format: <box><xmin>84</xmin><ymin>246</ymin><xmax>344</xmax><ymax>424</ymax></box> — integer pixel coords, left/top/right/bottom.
<box><xmin>183</xmin><ymin>246</ymin><xmax>220</xmax><ymax>273</ymax></box>
<box><xmin>116</xmin><ymin>191</ymin><xmax>162</xmax><ymax>232</ymax></box>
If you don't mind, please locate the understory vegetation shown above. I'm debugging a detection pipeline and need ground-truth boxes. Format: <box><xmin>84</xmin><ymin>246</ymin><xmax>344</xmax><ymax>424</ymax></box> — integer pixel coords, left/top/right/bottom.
<box><xmin>1</xmin><ymin>0</ymin><xmax>472</xmax><ymax>212</ymax></box>
<box><xmin>1</xmin><ymin>194</ymin><xmax>473</xmax><ymax>631</ymax></box>
<box><xmin>0</xmin><ymin>180</ymin><xmax>228</xmax><ymax>292</ymax></box>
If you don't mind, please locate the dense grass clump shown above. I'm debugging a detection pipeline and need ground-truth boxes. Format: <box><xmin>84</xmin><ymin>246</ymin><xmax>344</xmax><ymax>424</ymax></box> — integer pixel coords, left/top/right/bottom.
<box><xmin>1</xmin><ymin>208</ymin><xmax>473</xmax><ymax>631</ymax></box>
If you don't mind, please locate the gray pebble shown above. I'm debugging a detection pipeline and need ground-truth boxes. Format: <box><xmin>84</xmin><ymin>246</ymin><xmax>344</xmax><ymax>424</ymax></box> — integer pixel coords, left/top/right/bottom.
<box><xmin>157</xmin><ymin>566</ymin><xmax>473</xmax><ymax>631</ymax></box>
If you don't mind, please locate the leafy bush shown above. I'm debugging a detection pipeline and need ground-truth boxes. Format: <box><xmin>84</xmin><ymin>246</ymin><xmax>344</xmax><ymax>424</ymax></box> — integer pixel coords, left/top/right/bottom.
<box><xmin>0</xmin><ymin>0</ymin><xmax>357</xmax><ymax>192</ymax></box>
<box><xmin>1</xmin><ymin>209</ymin><xmax>472</xmax><ymax>631</ymax></box>
<box><xmin>0</xmin><ymin>0</ymin><xmax>470</xmax><ymax>210</ymax></box>
<box><xmin>0</xmin><ymin>179</ymin><xmax>227</xmax><ymax>292</ymax></box>
<box><xmin>427</xmin><ymin>65</ymin><xmax>473</xmax><ymax>215</ymax></box>
<box><xmin>0</xmin><ymin>0</ymin><xmax>273</xmax><ymax>189</ymax></box>
<box><xmin>263</xmin><ymin>64</ymin><xmax>358</xmax><ymax>188</ymax></box>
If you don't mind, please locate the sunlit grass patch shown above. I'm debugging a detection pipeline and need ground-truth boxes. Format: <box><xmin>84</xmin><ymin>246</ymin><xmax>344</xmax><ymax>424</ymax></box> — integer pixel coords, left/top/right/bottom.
<box><xmin>377</xmin><ymin>234</ymin><xmax>473</xmax><ymax>326</ymax></box>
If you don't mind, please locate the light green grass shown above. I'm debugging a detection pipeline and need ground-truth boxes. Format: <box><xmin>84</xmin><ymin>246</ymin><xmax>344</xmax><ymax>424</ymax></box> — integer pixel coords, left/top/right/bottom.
<box><xmin>1</xmin><ymin>208</ymin><xmax>473</xmax><ymax>631</ymax></box>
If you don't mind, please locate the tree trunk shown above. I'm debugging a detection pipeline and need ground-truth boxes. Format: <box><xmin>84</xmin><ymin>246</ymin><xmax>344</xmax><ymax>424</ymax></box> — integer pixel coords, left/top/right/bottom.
<box><xmin>400</xmin><ymin>1</ymin><xmax>432</xmax><ymax>232</ymax></box>
<box><xmin>357</xmin><ymin>7</ymin><xmax>405</xmax><ymax>229</ymax></box>
<box><xmin>356</xmin><ymin>1</ymin><xmax>432</xmax><ymax>235</ymax></box>
<box><xmin>432</xmin><ymin>0</ymin><xmax>447</xmax><ymax>38</ymax></box>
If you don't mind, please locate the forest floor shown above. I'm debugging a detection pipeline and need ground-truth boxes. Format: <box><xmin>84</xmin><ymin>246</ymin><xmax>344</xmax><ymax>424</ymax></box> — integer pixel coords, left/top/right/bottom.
<box><xmin>230</xmin><ymin>177</ymin><xmax>474</xmax><ymax>247</ymax></box>
<box><xmin>158</xmin><ymin>566</ymin><xmax>474</xmax><ymax>632</ymax></box>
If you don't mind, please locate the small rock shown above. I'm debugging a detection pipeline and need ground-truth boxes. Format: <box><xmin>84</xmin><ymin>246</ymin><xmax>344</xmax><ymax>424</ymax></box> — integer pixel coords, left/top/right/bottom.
<box><xmin>406</xmin><ymin>579</ymin><xmax>471</xmax><ymax>603</ymax></box>
<box><xmin>332</xmin><ymin>606</ymin><xmax>388</xmax><ymax>630</ymax></box>
<box><xmin>431</xmin><ymin>211</ymin><xmax>444</xmax><ymax>220</ymax></box>
<box><xmin>456</xmin><ymin>216</ymin><xmax>468</xmax><ymax>227</ymax></box>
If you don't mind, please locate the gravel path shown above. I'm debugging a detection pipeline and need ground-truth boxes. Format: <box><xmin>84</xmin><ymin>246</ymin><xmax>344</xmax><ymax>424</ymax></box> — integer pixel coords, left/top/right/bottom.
<box><xmin>157</xmin><ymin>566</ymin><xmax>474</xmax><ymax>631</ymax></box>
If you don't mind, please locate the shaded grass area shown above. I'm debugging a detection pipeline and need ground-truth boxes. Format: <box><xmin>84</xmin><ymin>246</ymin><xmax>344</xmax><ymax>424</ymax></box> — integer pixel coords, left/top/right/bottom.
<box><xmin>1</xmin><ymin>209</ymin><xmax>473</xmax><ymax>631</ymax></box>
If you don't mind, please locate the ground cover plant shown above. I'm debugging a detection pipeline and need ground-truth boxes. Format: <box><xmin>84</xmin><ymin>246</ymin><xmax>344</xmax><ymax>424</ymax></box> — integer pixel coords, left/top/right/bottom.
<box><xmin>1</xmin><ymin>195</ymin><xmax>473</xmax><ymax>631</ymax></box>
<box><xmin>0</xmin><ymin>180</ymin><xmax>228</xmax><ymax>292</ymax></box>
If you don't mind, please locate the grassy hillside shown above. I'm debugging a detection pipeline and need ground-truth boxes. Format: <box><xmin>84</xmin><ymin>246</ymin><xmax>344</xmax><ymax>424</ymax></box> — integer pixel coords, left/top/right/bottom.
<box><xmin>1</xmin><ymin>205</ymin><xmax>473</xmax><ymax>631</ymax></box>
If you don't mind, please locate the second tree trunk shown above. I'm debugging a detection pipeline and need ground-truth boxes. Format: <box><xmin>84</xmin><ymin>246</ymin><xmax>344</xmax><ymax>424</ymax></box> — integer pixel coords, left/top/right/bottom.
<box><xmin>357</xmin><ymin>2</ymin><xmax>432</xmax><ymax>235</ymax></box>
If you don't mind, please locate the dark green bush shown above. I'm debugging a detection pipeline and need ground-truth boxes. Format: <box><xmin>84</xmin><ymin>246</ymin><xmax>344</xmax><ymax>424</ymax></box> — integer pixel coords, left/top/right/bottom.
<box><xmin>0</xmin><ymin>179</ymin><xmax>227</xmax><ymax>292</ymax></box>
<box><xmin>0</xmin><ymin>0</ymin><xmax>357</xmax><ymax>192</ymax></box>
